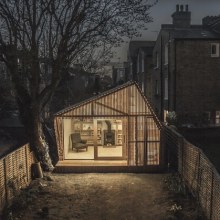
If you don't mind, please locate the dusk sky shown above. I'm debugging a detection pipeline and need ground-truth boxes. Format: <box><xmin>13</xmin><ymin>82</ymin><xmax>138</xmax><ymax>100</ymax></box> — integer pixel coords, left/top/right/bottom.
<box><xmin>113</xmin><ymin>0</ymin><xmax>220</xmax><ymax>62</ymax></box>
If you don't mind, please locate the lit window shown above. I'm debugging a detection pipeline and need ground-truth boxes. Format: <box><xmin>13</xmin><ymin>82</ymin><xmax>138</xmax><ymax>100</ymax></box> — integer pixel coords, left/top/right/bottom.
<box><xmin>211</xmin><ymin>43</ymin><xmax>219</xmax><ymax>57</ymax></box>
<box><xmin>164</xmin><ymin>110</ymin><xmax>169</xmax><ymax>122</ymax></box>
<box><xmin>216</xmin><ymin>111</ymin><xmax>220</xmax><ymax>125</ymax></box>
<box><xmin>142</xmin><ymin>81</ymin><xmax>145</xmax><ymax>93</ymax></box>
<box><xmin>164</xmin><ymin>43</ymin><xmax>168</xmax><ymax>64</ymax></box>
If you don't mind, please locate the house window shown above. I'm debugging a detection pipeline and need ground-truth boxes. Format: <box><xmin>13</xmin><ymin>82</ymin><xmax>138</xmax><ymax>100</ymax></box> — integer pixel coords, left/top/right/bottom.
<box><xmin>164</xmin><ymin>110</ymin><xmax>169</xmax><ymax>123</ymax></box>
<box><xmin>211</xmin><ymin>43</ymin><xmax>219</xmax><ymax>57</ymax></box>
<box><xmin>164</xmin><ymin>77</ymin><xmax>168</xmax><ymax>100</ymax></box>
<box><xmin>164</xmin><ymin>43</ymin><xmax>168</xmax><ymax>64</ymax></box>
<box><xmin>142</xmin><ymin>81</ymin><xmax>145</xmax><ymax>93</ymax></box>
<box><xmin>216</xmin><ymin>111</ymin><xmax>220</xmax><ymax>125</ymax></box>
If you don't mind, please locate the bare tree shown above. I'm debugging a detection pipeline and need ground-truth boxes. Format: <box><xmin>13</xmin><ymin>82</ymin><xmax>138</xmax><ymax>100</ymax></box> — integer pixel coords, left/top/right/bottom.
<box><xmin>0</xmin><ymin>0</ymin><xmax>156</xmax><ymax>170</ymax></box>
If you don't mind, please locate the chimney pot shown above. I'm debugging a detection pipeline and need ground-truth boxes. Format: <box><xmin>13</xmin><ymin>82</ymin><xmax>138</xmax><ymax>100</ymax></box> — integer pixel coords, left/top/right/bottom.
<box><xmin>180</xmin><ymin>5</ymin><xmax>184</xmax><ymax>12</ymax></box>
<box><xmin>185</xmin><ymin>5</ymin><xmax>188</xmax><ymax>12</ymax></box>
<box><xmin>176</xmin><ymin>4</ymin><xmax>179</xmax><ymax>12</ymax></box>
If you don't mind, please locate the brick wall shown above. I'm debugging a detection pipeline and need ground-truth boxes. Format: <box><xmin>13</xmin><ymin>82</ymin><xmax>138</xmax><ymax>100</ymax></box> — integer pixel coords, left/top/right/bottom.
<box><xmin>175</xmin><ymin>40</ymin><xmax>220</xmax><ymax>116</ymax></box>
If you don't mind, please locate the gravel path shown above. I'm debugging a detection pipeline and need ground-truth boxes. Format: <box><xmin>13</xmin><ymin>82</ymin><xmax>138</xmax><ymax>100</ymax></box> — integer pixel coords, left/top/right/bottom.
<box><xmin>10</xmin><ymin>173</ymin><xmax>202</xmax><ymax>220</ymax></box>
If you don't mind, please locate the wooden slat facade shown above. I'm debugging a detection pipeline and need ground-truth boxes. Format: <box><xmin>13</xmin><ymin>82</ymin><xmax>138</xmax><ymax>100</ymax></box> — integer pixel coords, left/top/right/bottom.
<box><xmin>54</xmin><ymin>81</ymin><xmax>165</xmax><ymax>172</ymax></box>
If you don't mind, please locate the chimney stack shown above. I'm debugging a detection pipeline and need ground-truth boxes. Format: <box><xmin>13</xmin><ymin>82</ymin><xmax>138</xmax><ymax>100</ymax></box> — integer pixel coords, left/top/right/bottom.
<box><xmin>172</xmin><ymin>4</ymin><xmax>191</xmax><ymax>28</ymax></box>
<box><xmin>180</xmin><ymin>5</ymin><xmax>184</xmax><ymax>12</ymax></box>
<box><xmin>176</xmin><ymin>4</ymin><xmax>179</xmax><ymax>12</ymax></box>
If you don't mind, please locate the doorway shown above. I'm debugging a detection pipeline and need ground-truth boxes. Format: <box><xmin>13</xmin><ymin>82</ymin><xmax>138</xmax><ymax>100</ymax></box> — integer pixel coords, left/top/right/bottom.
<box><xmin>96</xmin><ymin>119</ymin><xmax>124</xmax><ymax>159</ymax></box>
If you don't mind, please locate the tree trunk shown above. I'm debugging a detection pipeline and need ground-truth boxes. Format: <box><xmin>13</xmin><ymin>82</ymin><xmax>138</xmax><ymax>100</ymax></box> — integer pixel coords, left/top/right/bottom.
<box><xmin>20</xmin><ymin>103</ymin><xmax>54</xmax><ymax>171</ymax></box>
<box><xmin>31</xmin><ymin>112</ymin><xmax>54</xmax><ymax>171</ymax></box>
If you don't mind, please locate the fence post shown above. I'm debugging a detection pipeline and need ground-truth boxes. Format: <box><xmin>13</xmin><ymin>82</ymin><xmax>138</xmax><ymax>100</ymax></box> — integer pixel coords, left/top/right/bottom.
<box><xmin>209</xmin><ymin>170</ymin><xmax>214</xmax><ymax>220</ymax></box>
<box><xmin>3</xmin><ymin>158</ymin><xmax>8</xmax><ymax>205</ymax></box>
<box><xmin>196</xmin><ymin>152</ymin><xmax>201</xmax><ymax>197</ymax></box>
<box><xmin>25</xmin><ymin>144</ymin><xmax>30</xmax><ymax>184</ymax></box>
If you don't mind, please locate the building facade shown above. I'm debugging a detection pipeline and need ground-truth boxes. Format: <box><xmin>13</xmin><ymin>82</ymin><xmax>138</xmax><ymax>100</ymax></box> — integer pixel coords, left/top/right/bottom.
<box><xmin>127</xmin><ymin>41</ymin><xmax>155</xmax><ymax>100</ymax></box>
<box><xmin>152</xmin><ymin>4</ymin><xmax>220</xmax><ymax>126</ymax></box>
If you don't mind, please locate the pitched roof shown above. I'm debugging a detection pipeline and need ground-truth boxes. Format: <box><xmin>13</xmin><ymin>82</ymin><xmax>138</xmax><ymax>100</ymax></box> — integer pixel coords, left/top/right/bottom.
<box><xmin>161</xmin><ymin>24</ymin><xmax>220</xmax><ymax>39</ymax></box>
<box><xmin>54</xmin><ymin>81</ymin><xmax>136</xmax><ymax>116</ymax></box>
<box><xmin>170</xmin><ymin>28</ymin><xmax>220</xmax><ymax>39</ymax></box>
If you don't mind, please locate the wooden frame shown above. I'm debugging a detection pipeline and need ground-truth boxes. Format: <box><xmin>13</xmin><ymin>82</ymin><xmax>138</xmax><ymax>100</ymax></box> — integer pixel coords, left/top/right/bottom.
<box><xmin>54</xmin><ymin>81</ymin><xmax>164</xmax><ymax>171</ymax></box>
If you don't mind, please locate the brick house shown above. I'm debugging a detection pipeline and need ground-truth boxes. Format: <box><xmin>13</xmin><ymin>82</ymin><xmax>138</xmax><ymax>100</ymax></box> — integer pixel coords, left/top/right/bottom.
<box><xmin>127</xmin><ymin>41</ymin><xmax>155</xmax><ymax>99</ymax></box>
<box><xmin>152</xmin><ymin>4</ymin><xmax>220</xmax><ymax>126</ymax></box>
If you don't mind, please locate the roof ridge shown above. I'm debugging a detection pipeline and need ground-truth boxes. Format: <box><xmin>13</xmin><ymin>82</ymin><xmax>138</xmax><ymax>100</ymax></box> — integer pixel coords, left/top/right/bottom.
<box><xmin>54</xmin><ymin>80</ymin><xmax>135</xmax><ymax>116</ymax></box>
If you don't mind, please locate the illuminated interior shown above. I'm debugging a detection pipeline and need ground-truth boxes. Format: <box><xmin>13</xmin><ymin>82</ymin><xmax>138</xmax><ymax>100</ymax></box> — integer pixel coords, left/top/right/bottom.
<box><xmin>64</xmin><ymin>118</ymin><xmax>124</xmax><ymax>160</ymax></box>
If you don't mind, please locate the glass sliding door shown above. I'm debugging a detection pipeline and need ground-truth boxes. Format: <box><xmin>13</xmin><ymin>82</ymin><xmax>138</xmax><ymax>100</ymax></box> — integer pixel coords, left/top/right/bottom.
<box><xmin>65</xmin><ymin>118</ymin><xmax>95</xmax><ymax>160</ymax></box>
<box><xmin>96</xmin><ymin>119</ymin><xmax>124</xmax><ymax>159</ymax></box>
<box><xmin>64</xmin><ymin>117</ymin><xmax>127</xmax><ymax>161</ymax></box>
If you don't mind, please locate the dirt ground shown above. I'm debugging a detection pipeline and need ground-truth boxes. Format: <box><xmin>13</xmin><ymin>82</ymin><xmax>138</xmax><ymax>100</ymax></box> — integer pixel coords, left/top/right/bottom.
<box><xmin>7</xmin><ymin>173</ymin><xmax>205</xmax><ymax>220</ymax></box>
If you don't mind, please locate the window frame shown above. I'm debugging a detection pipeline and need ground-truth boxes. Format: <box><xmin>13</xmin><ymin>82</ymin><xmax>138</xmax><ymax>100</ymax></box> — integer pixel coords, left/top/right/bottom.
<box><xmin>211</xmin><ymin>43</ymin><xmax>220</xmax><ymax>57</ymax></box>
<box><xmin>164</xmin><ymin>77</ymin><xmax>168</xmax><ymax>100</ymax></box>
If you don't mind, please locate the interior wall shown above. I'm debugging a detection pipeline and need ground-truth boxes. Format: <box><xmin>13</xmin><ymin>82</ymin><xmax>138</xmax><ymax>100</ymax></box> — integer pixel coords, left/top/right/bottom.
<box><xmin>63</xmin><ymin>118</ymin><xmax>72</xmax><ymax>159</ymax></box>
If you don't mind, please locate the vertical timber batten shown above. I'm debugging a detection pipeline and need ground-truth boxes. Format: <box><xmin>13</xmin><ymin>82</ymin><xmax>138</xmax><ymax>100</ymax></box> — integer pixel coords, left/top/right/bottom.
<box><xmin>54</xmin><ymin>81</ymin><xmax>164</xmax><ymax>172</ymax></box>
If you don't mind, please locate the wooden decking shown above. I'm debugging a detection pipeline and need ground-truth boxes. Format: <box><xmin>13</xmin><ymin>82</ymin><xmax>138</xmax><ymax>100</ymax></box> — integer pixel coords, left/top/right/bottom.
<box><xmin>54</xmin><ymin>160</ymin><xmax>126</xmax><ymax>173</ymax></box>
<box><xmin>56</xmin><ymin>160</ymin><xmax>127</xmax><ymax>166</ymax></box>
<box><xmin>54</xmin><ymin>160</ymin><xmax>163</xmax><ymax>173</ymax></box>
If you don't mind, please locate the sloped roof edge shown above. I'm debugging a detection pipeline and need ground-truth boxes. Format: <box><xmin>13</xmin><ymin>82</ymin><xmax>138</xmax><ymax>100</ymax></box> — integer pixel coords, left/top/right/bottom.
<box><xmin>54</xmin><ymin>81</ymin><xmax>136</xmax><ymax>116</ymax></box>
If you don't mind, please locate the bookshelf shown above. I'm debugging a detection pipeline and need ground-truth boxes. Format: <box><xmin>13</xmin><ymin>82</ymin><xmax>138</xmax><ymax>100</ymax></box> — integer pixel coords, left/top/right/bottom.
<box><xmin>71</xmin><ymin>119</ymin><xmax>123</xmax><ymax>146</ymax></box>
<box><xmin>72</xmin><ymin>120</ymin><xmax>102</xmax><ymax>145</ymax></box>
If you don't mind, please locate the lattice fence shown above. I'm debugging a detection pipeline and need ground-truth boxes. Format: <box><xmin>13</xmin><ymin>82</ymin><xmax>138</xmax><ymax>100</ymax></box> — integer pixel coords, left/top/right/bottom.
<box><xmin>0</xmin><ymin>144</ymin><xmax>35</xmax><ymax>213</ymax></box>
<box><xmin>165</xmin><ymin>126</ymin><xmax>220</xmax><ymax>220</ymax></box>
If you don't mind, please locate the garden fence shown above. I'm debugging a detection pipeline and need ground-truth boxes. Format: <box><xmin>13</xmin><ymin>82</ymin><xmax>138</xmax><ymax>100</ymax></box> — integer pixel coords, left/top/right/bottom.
<box><xmin>164</xmin><ymin>126</ymin><xmax>220</xmax><ymax>220</ymax></box>
<box><xmin>0</xmin><ymin>143</ymin><xmax>35</xmax><ymax>214</ymax></box>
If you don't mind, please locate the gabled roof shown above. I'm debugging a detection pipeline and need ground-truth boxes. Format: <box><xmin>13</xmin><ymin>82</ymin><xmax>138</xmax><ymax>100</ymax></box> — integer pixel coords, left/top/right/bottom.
<box><xmin>170</xmin><ymin>29</ymin><xmax>220</xmax><ymax>39</ymax></box>
<box><xmin>161</xmin><ymin>24</ymin><xmax>220</xmax><ymax>39</ymax></box>
<box><xmin>54</xmin><ymin>80</ymin><xmax>162</xmax><ymax>128</ymax></box>
<box><xmin>54</xmin><ymin>81</ymin><xmax>135</xmax><ymax>116</ymax></box>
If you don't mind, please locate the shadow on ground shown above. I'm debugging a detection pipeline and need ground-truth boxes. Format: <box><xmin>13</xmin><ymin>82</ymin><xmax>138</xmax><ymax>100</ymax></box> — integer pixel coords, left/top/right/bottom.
<box><xmin>3</xmin><ymin>173</ymin><xmax>206</xmax><ymax>220</ymax></box>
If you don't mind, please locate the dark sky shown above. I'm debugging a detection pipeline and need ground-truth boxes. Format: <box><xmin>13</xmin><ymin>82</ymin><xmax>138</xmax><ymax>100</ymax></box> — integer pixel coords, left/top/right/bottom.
<box><xmin>113</xmin><ymin>0</ymin><xmax>220</xmax><ymax>62</ymax></box>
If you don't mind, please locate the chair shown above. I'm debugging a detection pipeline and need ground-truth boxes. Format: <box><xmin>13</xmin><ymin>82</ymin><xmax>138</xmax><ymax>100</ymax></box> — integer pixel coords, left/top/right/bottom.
<box><xmin>71</xmin><ymin>133</ymin><xmax>88</xmax><ymax>152</ymax></box>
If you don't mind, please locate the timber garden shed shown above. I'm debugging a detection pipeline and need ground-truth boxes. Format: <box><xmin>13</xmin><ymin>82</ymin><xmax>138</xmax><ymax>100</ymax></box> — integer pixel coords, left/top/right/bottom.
<box><xmin>54</xmin><ymin>81</ymin><xmax>165</xmax><ymax>172</ymax></box>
